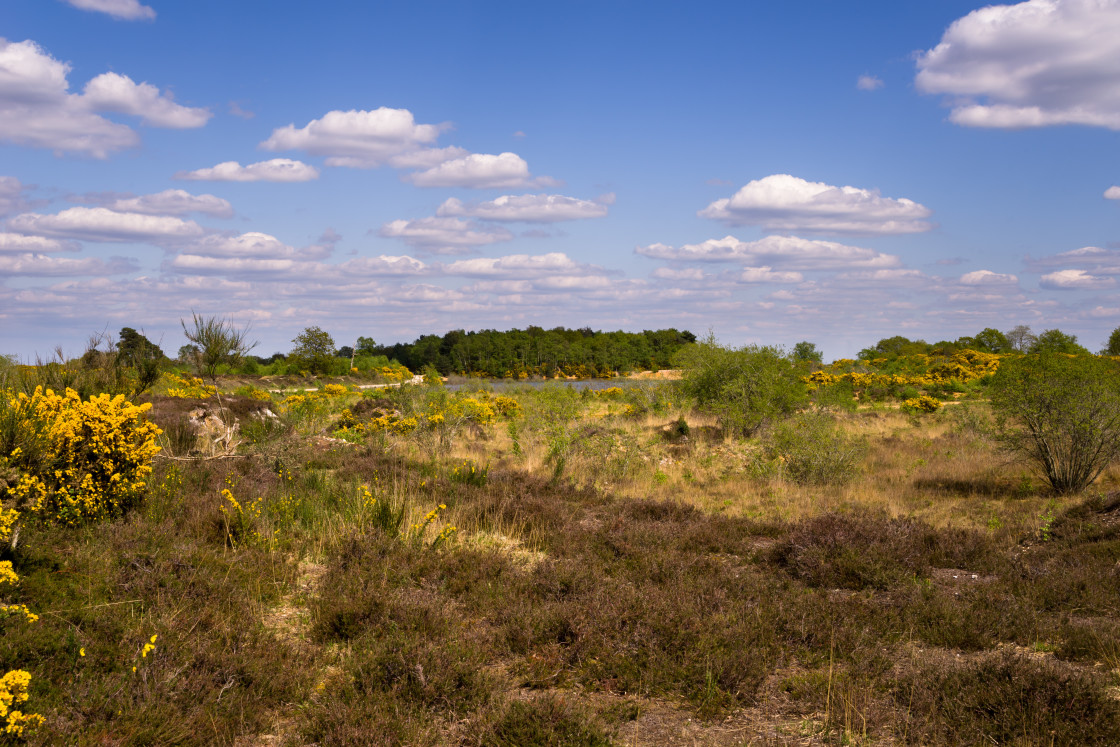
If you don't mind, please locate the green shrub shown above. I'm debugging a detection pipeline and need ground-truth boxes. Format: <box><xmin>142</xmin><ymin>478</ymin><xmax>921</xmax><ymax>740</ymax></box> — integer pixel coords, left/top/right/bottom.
<box><xmin>674</xmin><ymin>334</ymin><xmax>806</xmax><ymax>437</ymax></box>
<box><xmin>767</xmin><ymin>412</ymin><xmax>866</xmax><ymax>486</ymax></box>
<box><xmin>989</xmin><ymin>353</ymin><xmax>1120</xmax><ymax>494</ymax></box>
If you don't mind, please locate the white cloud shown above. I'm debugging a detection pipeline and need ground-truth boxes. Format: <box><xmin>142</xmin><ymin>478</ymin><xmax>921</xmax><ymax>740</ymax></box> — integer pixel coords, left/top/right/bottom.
<box><xmin>106</xmin><ymin>189</ymin><xmax>233</xmax><ymax>218</ymax></box>
<box><xmin>406</xmin><ymin>152</ymin><xmax>546</xmax><ymax>189</ymax></box>
<box><xmin>170</xmin><ymin>255</ymin><xmax>299</xmax><ymax>275</ymax></box>
<box><xmin>1025</xmin><ymin>245</ymin><xmax>1120</xmax><ymax>273</ymax></box>
<box><xmin>182</xmin><ymin>232</ymin><xmax>298</xmax><ymax>259</ymax></box>
<box><xmin>739</xmin><ymin>267</ymin><xmax>803</xmax><ymax>283</ymax></box>
<box><xmin>82</xmin><ymin>73</ymin><xmax>209</xmax><ymax>128</ymax></box>
<box><xmin>1106</xmin><ymin>186</ymin><xmax>1120</xmax><ymax>200</ymax></box>
<box><xmin>260</xmin><ymin>107</ymin><xmax>458</xmax><ymax>168</ymax></box>
<box><xmin>916</xmin><ymin>0</ymin><xmax>1120</xmax><ymax>130</ymax></box>
<box><xmin>0</xmin><ymin>38</ymin><xmax>206</xmax><ymax>157</ymax></box>
<box><xmin>379</xmin><ymin>217</ymin><xmax>513</xmax><ymax>254</ymax></box>
<box><xmin>1039</xmin><ymin>269</ymin><xmax>1117</xmax><ymax>289</ymax></box>
<box><xmin>960</xmin><ymin>269</ymin><xmax>1018</xmax><ymax>285</ymax></box>
<box><xmin>336</xmin><ymin>255</ymin><xmax>428</xmax><ymax>276</ymax></box>
<box><xmin>0</xmin><ymin>253</ymin><xmax>136</xmax><ymax>275</ymax></box>
<box><xmin>442</xmin><ymin>253</ymin><xmax>589</xmax><ymax>277</ymax></box>
<box><xmin>175</xmin><ymin>159</ymin><xmax>319</xmax><ymax>182</ymax></box>
<box><xmin>636</xmin><ymin>234</ymin><xmax>900</xmax><ymax>270</ymax></box>
<box><xmin>63</xmin><ymin>0</ymin><xmax>156</xmax><ymax>21</ymax></box>
<box><xmin>437</xmin><ymin>193</ymin><xmax>610</xmax><ymax>222</ymax></box>
<box><xmin>857</xmin><ymin>75</ymin><xmax>884</xmax><ymax>91</ymax></box>
<box><xmin>8</xmin><ymin>207</ymin><xmax>203</xmax><ymax>243</ymax></box>
<box><xmin>699</xmin><ymin>174</ymin><xmax>932</xmax><ymax>234</ymax></box>
<box><xmin>0</xmin><ymin>233</ymin><xmax>76</xmax><ymax>253</ymax></box>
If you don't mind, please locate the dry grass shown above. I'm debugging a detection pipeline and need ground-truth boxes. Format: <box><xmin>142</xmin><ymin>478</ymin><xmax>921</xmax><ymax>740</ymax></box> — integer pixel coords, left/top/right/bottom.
<box><xmin>7</xmin><ymin>382</ymin><xmax>1120</xmax><ymax>745</ymax></box>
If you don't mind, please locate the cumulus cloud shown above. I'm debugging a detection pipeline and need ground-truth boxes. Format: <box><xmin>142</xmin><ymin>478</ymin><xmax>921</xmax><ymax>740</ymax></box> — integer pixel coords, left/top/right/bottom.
<box><xmin>1025</xmin><ymin>245</ymin><xmax>1120</xmax><ymax>274</ymax></box>
<box><xmin>82</xmin><ymin>73</ymin><xmax>209</xmax><ymax>128</ymax></box>
<box><xmin>335</xmin><ymin>255</ymin><xmax>428</xmax><ymax>276</ymax></box>
<box><xmin>1106</xmin><ymin>186</ymin><xmax>1120</xmax><ymax>200</ymax></box>
<box><xmin>738</xmin><ymin>267</ymin><xmax>803</xmax><ymax>283</ymax></box>
<box><xmin>436</xmin><ymin>193</ymin><xmax>610</xmax><ymax>222</ymax></box>
<box><xmin>260</xmin><ymin>107</ymin><xmax>459</xmax><ymax>169</ymax></box>
<box><xmin>0</xmin><ymin>38</ymin><xmax>207</xmax><ymax>157</ymax></box>
<box><xmin>175</xmin><ymin>159</ymin><xmax>319</xmax><ymax>182</ymax></box>
<box><xmin>857</xmin><ymin>75</ymin><xmax>884</xmax><ymax>91</ymax></box>
<box><xmin>0</xmin><ymin>253</ymin><xmax>136</xmax><ymax>275</ymax></box>
<box><xmin>103</xmin><ymin>189</ymin><xmax>233</xmax><ymax>217</ymax></box>
<box><xmin>636</xmin><ymin>234</ymin><xmax>900</xmax><ymax>270</ymax></box>
<box><xmin>406</xmin><ymin>152</ymin><xmax>549</xmax><ymax>189</ymax></box>
<box><xmin>960</xmin><ymin>269</ymin><xmax>1018</xmax><ymax>285</ymax></box>
<box><xmin>698</xmin><ymin>174</ymin><xmax>932</xmax><ymax>234</ymax></box>
<box><xmin>442</xmin><ymin>253</ymin><xmax>591</xmax><ymax>278</ymax></box>
<box><xmin>379</xmin><ymin>217</ymin><xmax>513</xmax><ymax>254</ymax></box>
<box><xmin>8</xmin><ymin>207</ymin><xmax>203</xmax><ymax>243</ymax></box>
<box><xmin>63</xmin><ymin>0</ymin><xmax>156</xmax><ymax>21</ymax></box>
<box><xmin>1040</xmin><ymin>269</ymin><xmax>1117</xmax><ymax>289</ymax></box>
<box><xmin>0</xmin><ymin>233</ymin><xmax>76</xmax><ymax>253</ymax></box>
<box><xmin>916</xmin><ymin>0</ymin><xmax>1120</xmax><ymax>130</ymax></box>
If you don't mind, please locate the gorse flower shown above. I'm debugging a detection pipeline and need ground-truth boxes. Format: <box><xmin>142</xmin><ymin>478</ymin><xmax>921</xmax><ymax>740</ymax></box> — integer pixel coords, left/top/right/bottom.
<box><xmin>0</xmin><ymin>670</ymin><xmax>44</xmax><ymax>737</ymax></box>
<box><xmin>6</xmin><ymin>387</ymin><xmax>161</xmax><ymax>525</ymax></box>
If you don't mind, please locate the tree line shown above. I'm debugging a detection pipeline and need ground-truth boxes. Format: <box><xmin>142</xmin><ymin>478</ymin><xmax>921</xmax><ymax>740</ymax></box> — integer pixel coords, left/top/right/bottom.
<box><xmin>367</xmin><ymin>327</ymin><xmax>698</xmax><ymax>377</ymax></box>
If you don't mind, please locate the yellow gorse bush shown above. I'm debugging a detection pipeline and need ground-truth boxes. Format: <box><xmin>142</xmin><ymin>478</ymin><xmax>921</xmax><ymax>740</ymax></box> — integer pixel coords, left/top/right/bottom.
<box><xmin>7</xmin><ymin>387</ymin><xmax>161</xmax><ymax>525</ymax></box>
<box><xmin>902</xmin><ymin>395</ymin><xmax>942</xmax><ymax>414</ymax></box>
<box><xmin>0</xmin><ymin>670</ymin><xmax>44</xmax><ymax>738</ymax></box>
<box><xmin>162</xmin><ymin>373</ymin><xmax>217</xmax><ymax>399</ymax></box>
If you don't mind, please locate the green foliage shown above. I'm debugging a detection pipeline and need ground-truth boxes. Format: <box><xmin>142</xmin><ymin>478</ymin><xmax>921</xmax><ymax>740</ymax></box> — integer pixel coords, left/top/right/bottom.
<box><xmin>1105</xmin><ymin>326</ymin><xmax>1120</xmax><ymax>356</ymax></box>
<box><xmin>373</xmin><ymin>326</ymin><xmax>696</xmax><ymax>377</ymax></box>
<box><xmin>767</xmin><ymin>412</ymin><xmax>866</xmax><ymax>485</ymax></box>
<box><xmin>288</xmin><ymin>326</ymin><xmax>337</xmax><ymax>375</ymax></box>
<box><xmin>857</xmin><ymin>335</ymin><xmax>932</xmax><ymax>361</ymax></box>
<box><xmin>959</xmin><ymin>327</ymin><xmax>1011</xmax><ymax>354</ymax></box>
<box><xmin>180</xmin><ymin>312</ymin><xmax>257</xmax><ymax>382</ymax></box>
<box><xmin>674</xmin><ymin>335</ymin><xmax>807</xmax><ymax>437</ymax></box>
<box><xmin>355</xmin><ymin>336</ymin><xmax>378</xmax><ymax>356</ymax></box>
<box><xmin>989</xmin><ymin>352</ymin><xmax>1120</xmax><ymax>494</ymax></box>
<box><xmin>791</xmin><ymin>340</ymin><xmax>823</xmax><ymax>363</ymax></box>
<box><xmin>1029</xmin><ymin>328</ymin><xmax>1090</xmax><ymax>355</ymax></box>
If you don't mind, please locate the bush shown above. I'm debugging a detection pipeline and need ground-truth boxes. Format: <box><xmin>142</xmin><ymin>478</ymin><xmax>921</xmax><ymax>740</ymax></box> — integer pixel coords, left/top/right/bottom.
<box><xmin>989</xmin><ymin>353</ymin><xmax>1120</xmax><ymax>494</ymax></box>
<box><xmin>674</xmin><ymin>335</ymin><xmax>806</xmax><ymax>437</ymax></box>
<box><xmin>2</xmin><ymin>387</ymin><xmax>162</xmax><ymax>524</ymax></box>
<box><xmin>767</xmin><ymin>412</ymin><xmax>866</xmax><ymax>485</ymax></box>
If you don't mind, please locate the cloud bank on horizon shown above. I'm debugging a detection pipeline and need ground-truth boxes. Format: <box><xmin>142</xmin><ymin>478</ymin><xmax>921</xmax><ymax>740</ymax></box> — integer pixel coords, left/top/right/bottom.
<box><xmin>2</xmin><ymin>0</ymin><xmax>1119</xmax><ymax>360</ymax></box>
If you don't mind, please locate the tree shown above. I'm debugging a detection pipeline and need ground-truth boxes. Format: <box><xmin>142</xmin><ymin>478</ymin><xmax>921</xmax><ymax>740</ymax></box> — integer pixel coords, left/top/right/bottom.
<box><xmin>857</xmin><ymin>335</ymin><xmax>931</xmax><ymax>360</ymax></box>
<box><xmin>1029</xmin><ymin>329</ymin><xmax>1089</xmax><ymax>355</ymax></box>
<box><xmin>962</xmin><ymin>327</ymin><xmax>1011</xmax><ymax>354</ymax></box>
<box><xmin>791</xmin><ymin>341</ymin><xmax>823</xmax><ymax>364</ymax></box>
<box><xmin>180</xmin><ymin>313</ymin><xmax>257</xmax><ymax>383</ymax></box>
<box><xmin>355</xmin><ymin>336</ymin><xmax>378</xmax><ymax>356</ymax></box>
<box><xmin>674</xmin><ymin>334</ymin><xmax>807</xmax><ymax>437</ymax></box>
<box><xmin>1005</xmin><ymin>325</ymin><xmax>1037</xmax><ymax>353</ymax></box>
<box><xmin>289</xmin><ymin>326</ymin><xmax>336</xmax><ymax>375</ymax></box>
<box><xmin>117</xmin><ymin>327</ymin><xmax>164</xmax><ymax>392</ymax></box>
<box><xmin>1103</xmin><ymin>326</ymin><xmax>1120</xmax><ymax>356</ymax></box>
<box><xmin>177</xmin><ymin>344</ymin><xmax>200</xmax><ymax>364</ymax></box>
<box><xmin>989</xmin><ymin>353</ymin><xmax>1120</xmax><ymax>494</ymax></box>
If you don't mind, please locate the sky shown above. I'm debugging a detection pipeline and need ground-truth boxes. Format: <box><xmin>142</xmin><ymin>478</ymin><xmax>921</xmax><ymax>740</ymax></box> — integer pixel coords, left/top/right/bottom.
<box><xmin>2</xmin><ymin>0</ymin><xmax>1119</xmax><ymax>361</ymax></box>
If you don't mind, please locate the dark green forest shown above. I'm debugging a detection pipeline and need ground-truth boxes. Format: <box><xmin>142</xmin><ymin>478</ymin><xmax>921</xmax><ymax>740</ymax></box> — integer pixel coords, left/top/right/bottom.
<box><xmin>369</xmin><ymin>326</ymin><xmax>697</xmax><ymax>377</ymax></box>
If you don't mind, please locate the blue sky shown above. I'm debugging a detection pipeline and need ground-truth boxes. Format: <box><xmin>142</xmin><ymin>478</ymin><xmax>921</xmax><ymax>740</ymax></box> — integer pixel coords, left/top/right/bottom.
<box><xmin>2</xmin><ymin>0</ymin><xmax>1119</xmax><ymax>360</ymax></box>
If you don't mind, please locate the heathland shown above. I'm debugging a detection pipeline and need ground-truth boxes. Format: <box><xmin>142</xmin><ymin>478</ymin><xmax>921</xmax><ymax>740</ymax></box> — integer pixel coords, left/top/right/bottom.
<box><xmin>1</xmin><ymin>324</ymin><xmax>1119</xmax><ymax>745</ymax></box>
